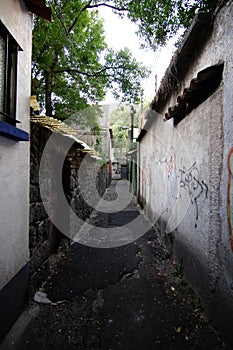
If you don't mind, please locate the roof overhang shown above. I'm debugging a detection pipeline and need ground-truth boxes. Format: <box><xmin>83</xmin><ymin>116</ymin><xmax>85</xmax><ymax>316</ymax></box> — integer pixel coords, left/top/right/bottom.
<box><xmin>30</xmin><ymin>115</ymin><xmax>98</xmax><ymax>156</ymax></box>
<box><xmin>164</xmin><ymin>63</ymin><xmax>224</xmax><ymax>125</ymax></box>
<box><xmin>137</xmin><ymin>11</ymin><xmax>215</xmax><ymax>142</ymax></box>
<box><xmin>23</xmin><ymin>0</ymin><xmax>52</xmax><ymax>21</ymax></box>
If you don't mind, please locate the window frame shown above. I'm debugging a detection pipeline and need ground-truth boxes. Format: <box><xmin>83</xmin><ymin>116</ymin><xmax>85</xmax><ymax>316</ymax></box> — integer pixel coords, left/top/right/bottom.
<box><xmin>0</xmin><ymin>20</ymin><xmax>19</xmax><ymax>126</ymax></box>
<box><xmin>0</xmin><ymin>21</ymin><xmax>29</xmax><ymax>142</ymax></box>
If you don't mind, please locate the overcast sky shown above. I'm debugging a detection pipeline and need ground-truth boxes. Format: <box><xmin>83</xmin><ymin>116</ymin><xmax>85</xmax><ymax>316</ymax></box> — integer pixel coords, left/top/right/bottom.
<box><xmin>98</xmin><ymin>7</ymin><xmax>176</xmax><ymax>104</ymax></box>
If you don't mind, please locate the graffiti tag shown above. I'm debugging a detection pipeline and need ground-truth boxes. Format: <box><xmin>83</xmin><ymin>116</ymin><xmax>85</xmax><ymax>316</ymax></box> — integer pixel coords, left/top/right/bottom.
<box><xmin>179</xmin><ymin>162</ymin><xmax>208</xmax><ymax>228</ymax></box>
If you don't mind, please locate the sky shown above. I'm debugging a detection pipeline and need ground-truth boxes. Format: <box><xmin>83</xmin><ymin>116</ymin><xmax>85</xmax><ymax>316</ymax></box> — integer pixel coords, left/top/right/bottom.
<box><xmin>98</xmin><ymin>7</ymin><xmax>177</xmax><ymax>105</ymax></box>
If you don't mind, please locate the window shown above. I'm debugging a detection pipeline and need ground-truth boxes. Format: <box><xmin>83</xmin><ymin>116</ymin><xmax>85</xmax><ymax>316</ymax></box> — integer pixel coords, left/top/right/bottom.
<box><xmin>0</xmin><ymin>21</ymin><xmax>19</xmax><ymax>126</ymax></box>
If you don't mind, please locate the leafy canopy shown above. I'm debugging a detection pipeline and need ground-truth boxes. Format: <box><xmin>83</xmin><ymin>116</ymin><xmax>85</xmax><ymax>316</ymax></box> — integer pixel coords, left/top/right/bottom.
<box><xmin>65</xmin><ymin>0</ymin><xmax>219</xmax><ymax>48</ymax></box>
<box><xmin>110</xmin><ymin>104</ymin><xmax>140</xmax><ymax>152</ymax></box>
<box><xmin>122</xmin><ymin>0</ymin><xmax>219</xmax><ymax>47</ymax></box>
<box><xmin>32</xmin><ymin>0</ymin><xmax>219</xmax><ymax>126</ymax></box>
<box><xmin>32</xmin><ymin>0</ymin><xmax>149</xmax><ymax>124</ymax></box>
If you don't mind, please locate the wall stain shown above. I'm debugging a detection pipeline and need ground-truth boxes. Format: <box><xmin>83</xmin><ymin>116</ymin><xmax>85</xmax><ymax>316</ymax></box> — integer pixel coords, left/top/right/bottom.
<box><xmin>141</xmin><ymin>151</ymin><xmax>209</xmax><ymax>228</ymax></box>
<box><xmin>156</xmin><ymin>151</ymin><xmax>176</xmax><ymax>178</ymax></box>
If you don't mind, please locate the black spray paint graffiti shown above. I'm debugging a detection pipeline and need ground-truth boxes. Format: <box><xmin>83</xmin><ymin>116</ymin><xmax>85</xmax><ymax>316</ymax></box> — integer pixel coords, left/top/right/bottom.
<box><xmin>179</xmin><ymin>162</ymin><xmax>208</xmax><ymax>228</ymax></box>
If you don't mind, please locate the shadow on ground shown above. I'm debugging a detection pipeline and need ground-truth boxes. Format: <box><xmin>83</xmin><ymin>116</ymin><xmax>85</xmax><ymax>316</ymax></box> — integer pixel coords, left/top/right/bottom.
<box><xmin>1</xmin><ymin>180</ymin><xmax>227</xmax><ymax>350</ymax></box>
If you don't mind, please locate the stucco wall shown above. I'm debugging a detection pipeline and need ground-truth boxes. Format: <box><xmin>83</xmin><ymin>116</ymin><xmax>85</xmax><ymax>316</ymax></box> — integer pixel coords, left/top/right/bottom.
<box><xmin>139</xmin><ymin>1</ymin><xmax>233</xmax><ymax>343</ymax></box>
<box><xmin>215</xmin><ymin>0</ymin><xmax>233</xmax><ymax>338</ymax></box>
<box><xmin>0</xmin><ymin>0</ymin><xmax>31</xmax><ymax>290</ymax></box>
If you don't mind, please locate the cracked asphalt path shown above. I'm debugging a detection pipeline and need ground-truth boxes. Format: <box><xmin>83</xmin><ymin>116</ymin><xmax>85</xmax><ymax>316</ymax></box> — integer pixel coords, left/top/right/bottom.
<box><xmin>2</xmin><ymin>180</ymin><xmax>226</xmax><ymax>349</ymax></box>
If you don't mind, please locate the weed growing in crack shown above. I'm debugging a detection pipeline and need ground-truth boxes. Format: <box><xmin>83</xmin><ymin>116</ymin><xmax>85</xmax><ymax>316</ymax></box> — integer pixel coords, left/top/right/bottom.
<box><xmin>172</xmin><ymin>257</ymin><xmax>183</xmax><ymax>278</ymax></box>
<box><xmin>163</xmin><ymin>251</ymin><xmax>172</xmax><ymax>260</ymax></box>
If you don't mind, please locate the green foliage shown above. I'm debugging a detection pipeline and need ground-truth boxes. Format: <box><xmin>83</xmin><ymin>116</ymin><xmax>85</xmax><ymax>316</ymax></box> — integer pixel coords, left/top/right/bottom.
<box><xmin>110</xmin><ymin>104</ymin><xmax>139</xmax><ymax>127</ymax></box>
<box><xmin>65</xmin><ymin>105</ymin><xmax>103</xmax><ymax>129</ymax></box>
<box><xmin>104</xmin><ymin>48</ymin><xmax>148</xmax><ymax>104</ymax></box>
<box><xmin>32</xmin><ymin>1</ymin><xmax>107</xmax><ymax>120</ymax></box>
<box><xmin>32</xmin><ymin>0</ymin><xmax>218</xmax><ymax>126</ymax></box>
<box><xmin>32</xmin><ymin>0</ymin><xmax>149</xmax><ymax>125</ymax></box>
<box><xmin>163</xmin><ymin>251</ymin><xmax>172</xmax><ymax>260</ymax></box>
<box><xmin>96</xmin><ymin>0</ymin><xmax>219</xmax><ymax>48</ymax></box>
<box><xmin>110</xmin><ymin>105</ymin><xmax>131</xmax><ymax>150</ymax></box>
<box><xmin>125</xmin><ymin>0</ymin><xmax>218</xmax><ymax>47</ymax></box>
<box><xmin>110</xmin><ymin>104</ymin><xmax>140</xmax><ymax>153</ymax></box>
<box><xmin>128</xmin><ymin>142</ymin><xmax>137</xmax><ymax>151</ymax></box>
<box><xmin>172</xmin><ymin>257</ymin><xmax>183</xmax><ymax>278</ymax></box>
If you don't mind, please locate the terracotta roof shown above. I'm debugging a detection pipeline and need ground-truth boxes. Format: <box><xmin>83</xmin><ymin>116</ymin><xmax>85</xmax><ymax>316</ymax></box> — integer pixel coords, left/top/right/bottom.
<box><xmin>150</xmin><ymin>12</ymin><xmax>214</xmax><ymax>114</ymax></box>
<box><xmin>164</xmin><ymin>63</ymin><xmax>224</xmax><ymax>125</ymax></box>
<box><xmin>137</xmin><ymin>63</ymin><xmax>224</xmax><ymax>141</ymax></box>
<box><xmin>137</xmin><ymin>12</ymin><xmax>215</xmax><ymax>142</ymax></box>
<box><xmin>23</xmin><ymin>0</ymin><xmax>51</xmax><ymax>21</ymax></box>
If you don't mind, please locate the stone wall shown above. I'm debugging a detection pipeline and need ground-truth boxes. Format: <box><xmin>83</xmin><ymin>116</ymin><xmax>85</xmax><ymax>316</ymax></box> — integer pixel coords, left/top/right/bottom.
<box><xmin>30</xmin><ymin>124</ymin><xmax>54</xmax><ymax>284</ymax></box>
<box><xmin>65</xmin><ymin>148</ymin><xmax>109</xmax><ymax>231</ymax></box>
<box><xmin>30</xmin><ymin>123</ymin><xmax>109</xmax><ymax>287</ymax></box>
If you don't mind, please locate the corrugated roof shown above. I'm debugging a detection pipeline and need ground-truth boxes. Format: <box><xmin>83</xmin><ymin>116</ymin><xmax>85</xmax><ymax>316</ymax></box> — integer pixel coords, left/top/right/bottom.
<box><xmin>62</xmin><ymin>134</ymin><xmax>97</xmax><ymax>154</ymax></box>
<box><xmin>30</xmin><ymin>115</ymin><xmax>97</xmax><ymax>155</ymax></box>
<box><xmin>31</xmin><ymin>115</ymin><xmax>77</xmax><ymax>135</ymax></box>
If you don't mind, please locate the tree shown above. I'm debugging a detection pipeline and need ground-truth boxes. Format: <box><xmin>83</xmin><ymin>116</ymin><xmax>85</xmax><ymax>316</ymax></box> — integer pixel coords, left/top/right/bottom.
<box><xmin>110</xmin><ymin>104</ymin><xmax>139</xmax><ymax>128</ymax></box>
<box><xmin>32</xmin><ymin>0</ymin><xmax>149</xmax><ymax>124</ymax></box>
<box><xmin>110</xmin><ymin>104</ymin><xmax>140</xmax><ymax>152</ymax></box>
<box><xmin>62</xmin><ymin>0</ymin><xmax>219</xmax><ymax>48</ymax></box>
<box><xmin>120</xmin><ymin>0</ymin><xmax>219</xmax><ymax>48</ymax></box>
<box><xmin>32</xmin><ymin>0</ymin><xmax>219</xmax><ymax>124</ymax></box>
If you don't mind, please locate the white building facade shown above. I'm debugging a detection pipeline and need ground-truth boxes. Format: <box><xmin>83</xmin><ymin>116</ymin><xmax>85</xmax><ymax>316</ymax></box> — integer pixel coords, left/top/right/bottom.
<box><xmin>0</xmin><ymin>0</ymin><xmax>50</xmax><ymax>341</ymax></box>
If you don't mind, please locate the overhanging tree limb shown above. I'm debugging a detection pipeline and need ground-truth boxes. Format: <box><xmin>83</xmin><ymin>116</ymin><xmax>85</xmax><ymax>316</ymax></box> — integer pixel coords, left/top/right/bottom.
<box><xmin>86</xmin><ymin>3</ymin><xmax>128</xmax><ymax>11</ymax></box>
<box><xmin>66</xmin><ymin>0</ymin><xmax>128</xmax><ymax>35</ymax></box>
<box><xmin>66</xmin><ymin>0</ymin><xmax>93</xmax><ymax>35</ymax></box>
<box><xmin>54</xmin><ymin>65</ymin><xmax>127</xmax><ymax>76</ymax></box>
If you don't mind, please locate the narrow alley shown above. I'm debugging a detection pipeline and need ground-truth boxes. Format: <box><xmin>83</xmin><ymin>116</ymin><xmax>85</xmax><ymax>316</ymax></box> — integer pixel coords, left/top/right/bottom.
<box><xmin>1</xmin><ymin>181</ymin><xmax>226</xmax><ymax>350</ymax></box>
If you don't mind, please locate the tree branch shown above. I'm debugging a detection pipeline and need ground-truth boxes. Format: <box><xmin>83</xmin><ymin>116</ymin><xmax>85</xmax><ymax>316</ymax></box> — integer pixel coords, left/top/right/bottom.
<box><xmin>87</xmin><ymin>3</ymin><xmax>128</xmax><ymax>11</ymax></box>
<box><xmin>66</xmin><ymin>1</ymin><xmax>129</xmax><ymax>35</ymax></box>
<box><xmin>66</xmin><ymin>0</ymin><xmax>93</xmax><ymax>35</ymax></box>
<box><xmin>51</xmin><ymin>3</ymin><xmax>68</xmax><ymax>34</ymax></box>
<box><xmin>54</xmin><ymin>64</ymin><xmax>126</xmax><ymax>77</ymax></box>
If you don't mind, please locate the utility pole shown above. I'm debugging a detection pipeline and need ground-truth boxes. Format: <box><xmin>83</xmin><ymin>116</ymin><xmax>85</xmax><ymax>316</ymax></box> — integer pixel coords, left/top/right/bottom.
<box><xmin>130</xmin><ymin>105</ymin><xmax>136</xmax><ymax>142</ymax></box>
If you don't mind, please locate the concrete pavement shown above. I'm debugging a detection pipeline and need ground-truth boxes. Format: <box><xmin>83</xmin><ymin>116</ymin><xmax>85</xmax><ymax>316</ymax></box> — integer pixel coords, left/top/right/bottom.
<box><xmin>1</xmin><ymin>180</ymin><xmax>227</xmax><ymax>349</ymax></box>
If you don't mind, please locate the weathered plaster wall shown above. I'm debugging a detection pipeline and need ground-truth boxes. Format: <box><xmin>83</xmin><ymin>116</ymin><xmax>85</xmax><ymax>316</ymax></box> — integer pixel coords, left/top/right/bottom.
<box><xmin>214</xmin><ymin>0</ymin><xmax>233</xmax><ymax>338</ymax></box>
<box><xmin>139</xmin><ymin>1</ymin><xmax>233</xmax><ymax>343</ymax></box>
<box><xmin>0</xmin><ymin>0</ymin><xmax>32</xmax><ymax>341</ymax></box>
<box><xmin>0</xmin><ymin>0</ymin><xmax>31</xmax><ymax>290</ymax></box>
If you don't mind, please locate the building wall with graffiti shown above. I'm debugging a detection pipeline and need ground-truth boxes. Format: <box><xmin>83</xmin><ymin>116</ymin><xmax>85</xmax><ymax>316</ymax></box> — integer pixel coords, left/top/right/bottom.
<box><xmin>138</xmin><ymin>0</ymin><xmax>233</xmax><ymax>344</ymax></box>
